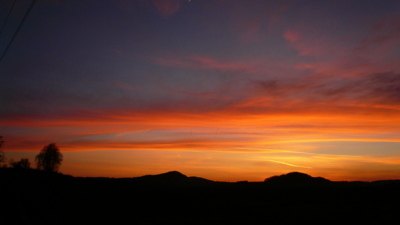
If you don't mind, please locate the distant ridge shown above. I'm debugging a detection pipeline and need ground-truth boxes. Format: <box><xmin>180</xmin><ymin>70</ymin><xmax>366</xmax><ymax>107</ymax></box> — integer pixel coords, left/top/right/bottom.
<box><xmin>1</xmin><ymin>168</ymin><xmax>399</xmax><ymax>188</ymax></box>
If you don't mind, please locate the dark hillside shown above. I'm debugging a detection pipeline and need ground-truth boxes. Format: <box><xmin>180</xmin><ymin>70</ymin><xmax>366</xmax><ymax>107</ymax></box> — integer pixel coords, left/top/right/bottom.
<box><xmin>1</xmin><ymin>168</ymin><xmax>399</xmax><ymax>224</ymax></box>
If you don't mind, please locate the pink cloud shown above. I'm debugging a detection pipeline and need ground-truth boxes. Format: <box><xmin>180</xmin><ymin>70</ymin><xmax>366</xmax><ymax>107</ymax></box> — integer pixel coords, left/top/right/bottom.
<box><xmin>151</xmin><ymin>0</ymin><xmax>181</xmax><ymax>18</ymax></box>
<box><xmin>152</xmin><ymin>55</ymin><xmax>261</xmax><ymax>74</ymax></box>
<box><xmin>353</xmin><ymin>15</ymin><xmax>400</xmax><ymax>70</ymax></box>
<box><xmin>284</xmin><ymin>33</ymin><xmax>327</xmax><ymax>56</ymax></box>
<box><xmin>290</xmin><ymin>16</ymin><xmax>400</xmax><ymax>79</ymax></box>
<box><xmin>234</xmin><ymin>17</ymin><xmax>263</xmax><ymax>44</ymax></box>
<box><xmin>113</xmin><ymin>82</ymin><xmax>140</xmax><ymax>91</ymax></box>
<box><xmin>151</xmin><ymin>57</ymin><xmax>193</xmax><ymax>68</ymax></box>
<box><xmin>283</xmin><ymin>30</ymin><xmax>300</xmax><ymax>43</ymax></box>
<box><xmin>114</xmin><ymin>0</ymin><xmax>137</xmax><ymax>14</ymax></box>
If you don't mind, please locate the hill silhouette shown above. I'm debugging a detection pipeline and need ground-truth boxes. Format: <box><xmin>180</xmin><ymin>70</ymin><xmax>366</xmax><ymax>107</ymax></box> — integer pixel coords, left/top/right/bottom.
<box><xmin>264</xmin><ymin>171</ymin><xmax>332</xmax><ymax>187</ymax></box>
<box><xmin>1</xmin><ymin>168</ymin><xmax>400</xmax><ymax>224</ymax></box>
<box><xmin>0</xmin><ymin>167</ymin><xmax>73</xmax><ymax>182</ymax></box>
<box><xmin>134</xmin><ymin>170</ymin><xmax>187</xmax><ymax>181</ymax></box>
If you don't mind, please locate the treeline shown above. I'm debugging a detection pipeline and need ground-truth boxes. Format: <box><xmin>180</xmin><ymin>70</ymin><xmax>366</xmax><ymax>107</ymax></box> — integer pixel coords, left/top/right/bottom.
<box><xmin>0</xmin><ymin>136</ymin><xmax>63</xmax><ymax>172</ymax></box>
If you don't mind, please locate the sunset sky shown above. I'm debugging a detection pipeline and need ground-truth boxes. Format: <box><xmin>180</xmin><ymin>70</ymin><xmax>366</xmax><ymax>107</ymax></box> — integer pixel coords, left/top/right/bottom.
<box><xmin>1</xmin><ymin>0</ymin><xmax>400</xmax><ymax>181</ymax></box>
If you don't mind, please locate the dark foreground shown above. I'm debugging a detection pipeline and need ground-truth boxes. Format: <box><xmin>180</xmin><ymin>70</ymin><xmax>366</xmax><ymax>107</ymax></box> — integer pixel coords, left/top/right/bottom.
<box><xmin>1</xmin><ymin>169</ymin><xmax>399</xmax><ymax>224</ymax></box>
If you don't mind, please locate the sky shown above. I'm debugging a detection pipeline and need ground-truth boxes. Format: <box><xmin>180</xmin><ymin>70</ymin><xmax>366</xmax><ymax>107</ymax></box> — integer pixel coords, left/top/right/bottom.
<box><xmin>1</xmin><ymin>0</ymin><xmax>400</xmax><ymax>181</ymax></box>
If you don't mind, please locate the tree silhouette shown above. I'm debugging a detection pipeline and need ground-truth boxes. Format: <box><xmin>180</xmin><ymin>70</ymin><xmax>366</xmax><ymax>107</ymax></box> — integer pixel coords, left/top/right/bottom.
<box><xmin>0</xmin><ymin>136</ymin><xmax>5</xmax><ymax>166</ymax></box>
<box><xmin>10</xmin><ymin>158</ymin><xmax>31</xmax><ymax>169</ymax></box>
<box><xmin>35</xmin><ymin>143</ymin><xmax>63</xmax><ymax>172</ymax></box>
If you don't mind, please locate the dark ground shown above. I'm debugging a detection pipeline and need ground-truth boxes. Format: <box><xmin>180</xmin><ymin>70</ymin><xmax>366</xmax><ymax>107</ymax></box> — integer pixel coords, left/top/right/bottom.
<box><xmin>1</xmin><ymin>168</ymin><xmax>399</xmax><ymax>224</ymax></box>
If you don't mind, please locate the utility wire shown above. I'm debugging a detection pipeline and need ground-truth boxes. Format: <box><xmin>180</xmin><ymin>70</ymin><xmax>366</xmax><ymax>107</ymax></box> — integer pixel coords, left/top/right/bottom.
<box><xmin>0</xmin><ymin>0</ymin><xmax>37</xmax><ymax>64</ymax></box>
<box><xmin>0</xmin><ymin>0</ymin><xmax>17</xmax><ymax>36</ymax></box>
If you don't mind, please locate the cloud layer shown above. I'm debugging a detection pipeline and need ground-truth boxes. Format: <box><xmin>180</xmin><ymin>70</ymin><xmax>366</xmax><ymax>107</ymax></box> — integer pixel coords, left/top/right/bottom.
<box><xmin>1</xmin><ymin>0</ymin><xmax>400</xmax><ymax>181</ymax></box>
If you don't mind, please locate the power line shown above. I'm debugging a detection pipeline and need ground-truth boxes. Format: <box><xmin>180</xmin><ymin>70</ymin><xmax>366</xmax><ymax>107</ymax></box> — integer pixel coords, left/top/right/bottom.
<box><xmin>0</xmin><ymin>0</ymin><xmax>17</xmax><ymax>36</ymax></box>
<box><xmin>0</xmin><ymin>0</ymin><xmax>37</xmax><ymax>65</ymax></box>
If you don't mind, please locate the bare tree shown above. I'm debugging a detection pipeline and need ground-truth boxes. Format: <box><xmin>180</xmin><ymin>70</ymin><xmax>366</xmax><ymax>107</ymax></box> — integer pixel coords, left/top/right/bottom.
<box><xmin>35</xmin><ymin>143</ymin><xmax>63</xmax><ymax>172</ymax></box>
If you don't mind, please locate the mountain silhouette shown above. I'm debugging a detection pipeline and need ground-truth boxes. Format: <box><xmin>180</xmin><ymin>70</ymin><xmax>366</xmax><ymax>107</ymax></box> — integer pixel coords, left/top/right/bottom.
<box><xmin>131</xmin><ymin>171</ymin><xmax>215</xmax><ymax>187</ymax></box>
<box><xmin>138</xmin><ymin>171</ymin><xmax>187</xmax><ymax>181</ymax></box>
<box><xmin>264</xmin><ymin>171</ymin><xmax>331</xmax><ymax>187</ymax></box>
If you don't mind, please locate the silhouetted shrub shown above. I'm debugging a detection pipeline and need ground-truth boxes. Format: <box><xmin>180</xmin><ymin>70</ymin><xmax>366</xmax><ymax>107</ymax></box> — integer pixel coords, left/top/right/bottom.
<box><xmin>10</xmin><ymin>158</ymin><xmax>31</xmax><ymax>169</ymax></box>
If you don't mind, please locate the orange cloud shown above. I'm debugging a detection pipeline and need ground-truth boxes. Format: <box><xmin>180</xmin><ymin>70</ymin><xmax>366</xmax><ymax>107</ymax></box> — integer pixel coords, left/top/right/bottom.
<box><xmin>266</xmin><ymin>159</ymin><xmax>312</xmax><ymax>169</ymax></box>
<box><xmin>3</xmin><ymin>103</ymin><xmax>400</xmax><ymax>155</ymax></box>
